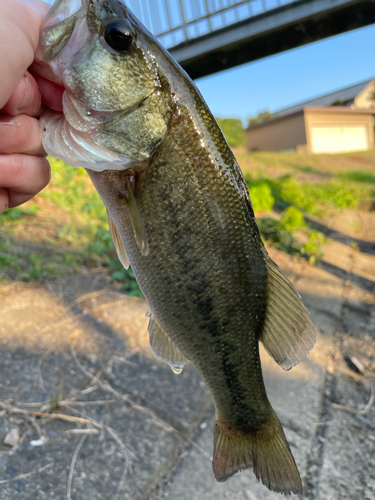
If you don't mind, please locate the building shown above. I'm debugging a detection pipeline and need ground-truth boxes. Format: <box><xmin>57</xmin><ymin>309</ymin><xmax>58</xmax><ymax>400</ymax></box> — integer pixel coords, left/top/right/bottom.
<box><xmin>246</xmin><ymin>79</ymin><xmax>375</xmax><ymax>153</ymax></box>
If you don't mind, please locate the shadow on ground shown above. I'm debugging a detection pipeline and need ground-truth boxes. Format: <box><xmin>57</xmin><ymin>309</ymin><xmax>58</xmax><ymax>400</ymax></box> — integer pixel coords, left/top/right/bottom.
<box><xmin>0</xmin><ymin>212</ymin><xmax>375</xmax><ymax>500</ymax></box>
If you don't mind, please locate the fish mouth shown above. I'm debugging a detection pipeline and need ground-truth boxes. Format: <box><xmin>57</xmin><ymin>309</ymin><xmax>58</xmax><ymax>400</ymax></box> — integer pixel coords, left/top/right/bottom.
<box><xmin>32</xmin><ymin>0</ymin><xmax>156</xmax><ymax>172</ymax></box>
<box><xmin>30</xmin><ymin>63</ymin><xmax>136</xmax><ymax>171</ymax></box>
<box><xmin>41</xmin><ymin>0</ymin><xmax>87</xmax><ymax>31</ymax></box>
<box><xmin>30</xmin><ymin>0</ymin><xmax>88</xmax><ymax>110</ymax></box>
<box><xmin>31</xmin><ymin>72</ymin><xmax>65</xmax><ymax>112</ymax></box>
<box><xmin>31</xmin><ymin>74</ymin><xmax>151</xmax><ymax>173</ymax></box>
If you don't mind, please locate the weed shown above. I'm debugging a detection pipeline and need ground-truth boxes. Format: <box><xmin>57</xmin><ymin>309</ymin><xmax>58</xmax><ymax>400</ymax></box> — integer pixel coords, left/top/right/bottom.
<box><xmin>109</xmin><ymin>261</ymin><xmax>144</xmax><ymax>298</ymax></box>
<box><xmin>0</xmin><ymin>204</ymin><xmax>39</xmax><ymax>222</ymax></box>
<box><xmin>301</xmin><ymin>232</ymin><xmax>326</xmax><ymax>265</ymax></box>
<box><xmin>339</xmin><ymin>171</ymin><xmax>375</xmax><ymax>184</ymax></box>
<box><xmin>249</xmin><ymin>181</ymin><xmax>275</xmax><ymax>212</ymax></box>
<box><xmin>42</xmin><ymin>159</ymin><xmax>142</xmax><ymax>294</ymax></box>
<box><xmin>1</xmin><ymin>151</ymin><xmax>374</xmax><ymax>287</ymax></box>
<box><xmin>245</xmin><ymin>174</ymin><xmax>339</xmax><ymax>263</ymax></box>
<box><xmin>258</xmin><ymin>209</ymin><xmax>326</xmax><ymax>264</ymax></box>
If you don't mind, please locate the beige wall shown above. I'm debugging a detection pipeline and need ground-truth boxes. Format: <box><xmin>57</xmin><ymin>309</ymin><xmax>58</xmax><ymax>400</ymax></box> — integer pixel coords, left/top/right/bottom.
<box><xmin>246</xmin><ymin>113</ymin><xmax>306</xmax><ymax>151</ymax></box>
<box><xmin>354</xmin><ymin>80</ymin><xmax>375</xmax><ymax>109</ymax></box>
<box><xmin>304</xmin><ymin>109</ymin><xmax>375</xmax><ymax>153</ymax></box>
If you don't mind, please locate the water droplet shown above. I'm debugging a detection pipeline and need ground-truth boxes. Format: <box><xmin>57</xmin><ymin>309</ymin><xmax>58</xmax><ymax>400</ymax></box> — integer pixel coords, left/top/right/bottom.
<box><xmin>171</xmin><ymin>366</ymin><xmax>183</xmax><ymax>374</ymax></box>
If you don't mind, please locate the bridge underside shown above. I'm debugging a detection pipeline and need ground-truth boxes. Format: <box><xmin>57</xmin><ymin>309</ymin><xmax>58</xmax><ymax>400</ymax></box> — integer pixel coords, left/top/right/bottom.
<box><xmin>168</xmin><ymin>0</ymin><xmax>375</xmax><ymax>80</ymax></box>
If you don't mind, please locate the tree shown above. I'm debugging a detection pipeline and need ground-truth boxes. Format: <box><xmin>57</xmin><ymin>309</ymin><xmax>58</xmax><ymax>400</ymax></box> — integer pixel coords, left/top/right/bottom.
<box><xmin>215</xmin><ymin>117</ymin><xmax>245</xmax><ymax>147</ymax></box>
<box><xmin>370</xmin><ymin>82</ymin><xmax>375</xmax><ymax>103</ymax></box>
<box><xmin>248</xmin><ymin>110</ymin><xmax>275</xmax><ymax>127</ymax></box>
<box><xmin>331</xmin><ymin>99</ymin><xmax>346</xmax><ymax>106</ymax></box>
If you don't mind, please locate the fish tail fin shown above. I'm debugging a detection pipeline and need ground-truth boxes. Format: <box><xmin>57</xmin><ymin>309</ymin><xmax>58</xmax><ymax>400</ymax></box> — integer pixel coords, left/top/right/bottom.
<box><xmin>213</xmin><ymin>414</ymin><xmax>302</xmax><ymax>495</ymax></box>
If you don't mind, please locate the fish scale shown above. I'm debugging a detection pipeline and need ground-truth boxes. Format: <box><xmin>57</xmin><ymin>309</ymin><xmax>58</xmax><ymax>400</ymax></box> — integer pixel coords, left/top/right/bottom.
<box><xmin>34</xmin><ymin>0</ymin><xmax>316</xmax><ymax>493</ymax></box>
<box><xmin>90</xmin><ymin>103</ymin><xmax>273</xmax><ymax>430</ymax></box>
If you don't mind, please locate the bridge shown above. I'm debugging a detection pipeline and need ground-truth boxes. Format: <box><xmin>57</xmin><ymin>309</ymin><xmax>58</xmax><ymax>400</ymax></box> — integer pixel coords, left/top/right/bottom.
<box><xmin>125</xmin><ymin>0</ymin><xmax>375</xmax><ymax>79</ymax></box>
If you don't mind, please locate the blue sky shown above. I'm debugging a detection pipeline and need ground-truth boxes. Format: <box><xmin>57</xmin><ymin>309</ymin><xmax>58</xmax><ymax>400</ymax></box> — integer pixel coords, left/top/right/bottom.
<box><xmin>196</xmin><ymin>24</ymin><xmax>375</xmax><ymax>124</ymax></box>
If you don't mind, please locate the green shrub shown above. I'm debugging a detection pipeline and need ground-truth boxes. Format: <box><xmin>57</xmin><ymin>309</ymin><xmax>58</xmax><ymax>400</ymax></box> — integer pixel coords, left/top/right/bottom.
<box><xmin>216</xmin><ymin>117</ymin><xmax>245</xmax><ymax>147</ymax></box>
<box><xmin>245</xmin><ymin>173</ymin><xmax>366</xmax><ymax>214</ymax></box>
<box><xmin>249</xmin><ymin>181</ymin><xmax>275</xmax><ymax>212</ymax></box>
<box><xmin>245</xmin><ymin>173</ymin><xmax>330</xmax><ymax>263</ymax></box>
<box><xmin>257</xmin><ymin>209</ymin><xmax>326</xmax><ymax>264</ymax></box>
<box><xmin>301</xmin><ymin>232</ymin><xmax>326</xmax><ymax>265</ymax></box>
<box><xmin>280</xmin><ymin>206</ymin><xmax>306</xmax><ymax>231</ymax></box>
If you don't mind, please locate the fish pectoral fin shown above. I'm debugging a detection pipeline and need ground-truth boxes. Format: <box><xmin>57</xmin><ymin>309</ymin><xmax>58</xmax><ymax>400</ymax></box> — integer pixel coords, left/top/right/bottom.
<box><xmin>148</xmin><ymin>314</ymin><xmax>188</xmax><ymax>370</ymax></box>
<box><xmin>107</xmin><ymin>209</ymin><xmax>130</xmax><ymax>270</ymax></box>
<box><xmin>124</xmin><ymin>176</ymin><xmax>149</xmax><ymax>257</ymax></box>
<box><xmin>213</xmin><ymin>413</ymin><xmax>302</xmax><ymax>495</ymax></box>
<box><xmin>260</xmin><ymin>252</ymin><xmax>316</xmax><ymax>371</ymax></box>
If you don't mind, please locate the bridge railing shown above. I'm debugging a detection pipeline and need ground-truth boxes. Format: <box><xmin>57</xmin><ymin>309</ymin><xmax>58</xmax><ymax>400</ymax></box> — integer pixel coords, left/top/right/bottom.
<box><xmin>126</xmin><ymin>0</ymin><xmax>299</xmax><ymax>49</ymax></box>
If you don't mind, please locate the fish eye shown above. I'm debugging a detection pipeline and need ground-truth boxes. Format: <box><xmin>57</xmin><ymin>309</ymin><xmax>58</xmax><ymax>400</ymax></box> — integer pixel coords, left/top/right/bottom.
<box><xmin>103</xmin><ymin>20</ymin><xmax>134</xmax><ymax>53</ymax></box>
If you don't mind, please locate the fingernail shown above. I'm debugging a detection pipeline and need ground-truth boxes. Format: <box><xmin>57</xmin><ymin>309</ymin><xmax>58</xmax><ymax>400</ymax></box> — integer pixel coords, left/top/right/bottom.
<box><xmin>45</xmin><ymin>162</ymin><xmax>52</xmax><ymax>183</ymax></box>
<box><xmin>16</xmin><ymin>74</ymin><xmax>34</xmax><ymax>113</ymax></box>
<box><xmin>0</xmin><ymin>115</ymin><xmax>18</xmax><ymax>126</ymax></box>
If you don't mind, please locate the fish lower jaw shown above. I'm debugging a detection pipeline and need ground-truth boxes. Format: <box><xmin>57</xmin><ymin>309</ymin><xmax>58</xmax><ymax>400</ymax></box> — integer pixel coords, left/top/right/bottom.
<box><xmin>40</xmin><ymin>109</ymin><xmax>133</xmax><ymax>172</ymax></box>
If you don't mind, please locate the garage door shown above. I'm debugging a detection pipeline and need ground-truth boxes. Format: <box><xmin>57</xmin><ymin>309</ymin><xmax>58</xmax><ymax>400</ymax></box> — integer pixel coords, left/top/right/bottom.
<box><xmin>311</xmin><ymin>125</ymin><xmax>368</xmax><ymax>153</ymax></box>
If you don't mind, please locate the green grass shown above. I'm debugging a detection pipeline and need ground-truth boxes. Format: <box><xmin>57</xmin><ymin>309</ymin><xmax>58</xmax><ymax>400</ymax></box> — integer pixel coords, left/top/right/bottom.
<box><xmin>0</xmin><ymin>159</ymin><xmax>142</xmax><ymax>295</ymax></box>
<box><xmin>245</xmin><ymin>173</ymin><xmax>369</xmax><ymax>214</ymax></box>
<box><xmin>243</xmin><ymin>154</ymin><xmax>375</xmax><ymax>263</ymax></box>
<box><xmin>1</xmin><ymin>150</ymin><xmax>374</xmax><ymax>288</ymax></box>
<box><xmin>0</xmin><ymin>204</ymin><xmax>40</xmax><ymax>221</ymax></box>
<box><xmin>339</xmin><ymin>171</ymin><xmax>375</xmax><ymax>183</ymax></box>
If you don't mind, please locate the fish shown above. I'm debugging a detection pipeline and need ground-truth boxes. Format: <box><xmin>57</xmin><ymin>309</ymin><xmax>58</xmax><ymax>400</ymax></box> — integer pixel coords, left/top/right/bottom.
<box><xmin>32</xmin><ymin>0</ymin><xmax>316</xmax><ymax>494</ymax></box>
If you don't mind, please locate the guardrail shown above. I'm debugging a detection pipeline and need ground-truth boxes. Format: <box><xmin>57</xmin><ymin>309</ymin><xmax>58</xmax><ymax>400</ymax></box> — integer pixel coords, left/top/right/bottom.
<box><xmin>126</xmin><ymin>0</ymin><xmax>300</xmax><ymax>48</ymax></box>
<box><xmin>125</xmin><ymin>0</ymin><xmax>375</xmax><ymax>79</ymax></box>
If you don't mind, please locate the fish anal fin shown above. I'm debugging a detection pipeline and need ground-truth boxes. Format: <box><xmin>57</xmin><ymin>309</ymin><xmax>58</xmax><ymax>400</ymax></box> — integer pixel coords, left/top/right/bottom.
<box><xmin>107</xmin><ymin>209</ymin><xmax>130</xmax><ymax>270</ymax></box>
<box><xmin>124</xmin><ymin>176</ymin><xmax>149</xmax><ymax>257</ymax></box>
<box><xmin>213</xmin><ymin>414</ymin><xmax>302</xmax><ymax>495</ymax></box>
<box><xmin>148</xmin><ymin>314</ymin><xmax>188</xmax><ymax>370</ymax></box>
<box><xmin>260</xmin><ymin>252</ymin><xmax>316</xmax><ymax>371</ymax></box>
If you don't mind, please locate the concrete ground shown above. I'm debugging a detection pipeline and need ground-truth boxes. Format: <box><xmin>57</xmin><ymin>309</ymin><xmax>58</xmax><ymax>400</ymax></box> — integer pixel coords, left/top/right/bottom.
<box><xmin>0</xmin><ymin>208</ymin><xmax>374</xmax><ymax>500</ymax></box>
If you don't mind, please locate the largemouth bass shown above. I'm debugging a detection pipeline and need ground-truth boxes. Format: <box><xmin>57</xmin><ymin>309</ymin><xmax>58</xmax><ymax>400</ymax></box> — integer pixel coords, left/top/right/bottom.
<box><xmin>33</xmin><ymin>0</ymin><xmax>315</xmax><ymax>494</ymax></box>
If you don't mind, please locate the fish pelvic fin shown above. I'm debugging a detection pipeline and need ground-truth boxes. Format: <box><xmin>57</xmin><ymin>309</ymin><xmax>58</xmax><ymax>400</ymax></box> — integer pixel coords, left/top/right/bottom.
<box><xmin>213</xmin><ymin>414</ymin><xmax>302</xmax><ymax>495</ymax></box>
<box><xmin>260</xmin><ymin>252</ymin><xmax>316</xmax><ymax>371</ymax></box>
<box><xmin>148</xmin><ymin>314</ymin><xmax>189</xmax><ymax>371</ymax></box>
<box><xmin>107</xmin><ymin>209</ymin><xmax>130</xmax><ymax>270</ymax></box>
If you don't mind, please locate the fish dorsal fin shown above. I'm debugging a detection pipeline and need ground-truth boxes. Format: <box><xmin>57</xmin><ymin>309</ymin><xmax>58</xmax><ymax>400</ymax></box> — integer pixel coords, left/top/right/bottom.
<box><xmin>260</xmin><ymin>252</ymin><xmax>316</xmax><ymax>371</ymax></box>
<box><xmin>124</xmin><ymin>176</ymin><xmax>149</xmax><ymax>257</ymax></box>
<box><xmin>107</xmin><ymin>209</ymin><xmax>130</xmax><ymax>270</ymax></box>
<box><xmin>148</xmin><ymin>314</ymin><xmax>188</xmax><ymax>370</ymax></box>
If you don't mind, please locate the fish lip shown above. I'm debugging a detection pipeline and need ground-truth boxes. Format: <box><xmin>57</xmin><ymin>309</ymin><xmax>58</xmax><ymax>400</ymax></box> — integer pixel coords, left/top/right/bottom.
<box><xmin>40</xmin><ymin>0</ymin><xmax>87</xmax><ymax>31</ymax></box>
<box><xmin>29</xmin><ymin>66</ymin><xmax>65</xmax><ymax>112</ymax></box>
<box><xmin>29</xmin><ymin>61</ymin><xmax>65</xmax><ymax>89</ymax></box>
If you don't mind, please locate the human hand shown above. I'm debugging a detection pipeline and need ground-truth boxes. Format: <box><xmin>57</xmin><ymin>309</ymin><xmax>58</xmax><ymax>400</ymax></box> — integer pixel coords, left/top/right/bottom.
<box><xmin>0</xmin><ymin>0</ymin><xmax>55</xmax><ymax>215</ymax></box>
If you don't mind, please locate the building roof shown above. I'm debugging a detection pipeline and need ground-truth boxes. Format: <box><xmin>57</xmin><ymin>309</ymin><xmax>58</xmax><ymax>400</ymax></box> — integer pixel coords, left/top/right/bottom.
<box><xmin>246</xmin><ymin>106</ymin><xmax>375</xmax><ymax>131</ymax></box>
<box><xmin>277</xmin><ymin>79</ymin><xmax>374</xmax><ymax>117</ymax></box>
